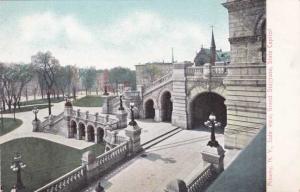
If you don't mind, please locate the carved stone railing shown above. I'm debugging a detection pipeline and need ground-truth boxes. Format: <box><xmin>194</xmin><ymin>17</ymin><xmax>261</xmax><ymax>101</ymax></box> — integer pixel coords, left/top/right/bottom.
<box><xmin>71</xmin><ymin>110</ymin><xmax>119</xmax><ymax>127</ymax></box>
<box><xmin>34</xmin><ymin>166</ymin><xmax>86</xmax><ymax>192</ymax></box>
<box><xmin>186</xmin><ymin>66</ymin><xmax>204</xmax><ymax>76</ymax></box>
<box><xmin>123</xmin><ymin>91</ymin><xmax>140</xmax><ymax>98</ymax></box>
<box><xmin>186</xmin><ymin>65</ymin><xmax>228</xmax><ymax>77</ymax></box>
<box><xmin>39</xmin><ymin>112</ymin><xmax>64</xmax><ymax>130</ymax></box>
<box><xmin>187</xmin><ymin>164</ymin><xmax>219</xmax><ymax>192</ymax></box>
<box><xmin>97</xmin><ymin>141</ymin><xmax>129</xmax><ymax>171</ymax></box>
<box><xmin>143</xmin><ymin>72</ymin><xmax>173</xmax><ymax>95</ymax></box>
<box><xmin>35</xmin><ymin>141</ymin><xmax>129</xmax><ymax>192</ymax></box>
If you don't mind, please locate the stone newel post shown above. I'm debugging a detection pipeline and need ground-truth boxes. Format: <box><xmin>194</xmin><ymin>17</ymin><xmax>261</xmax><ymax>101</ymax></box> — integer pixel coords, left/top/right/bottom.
<box><xmin>64</xmin><ymin>100</ymin><xmax>73</xmax><ymax>138</ymax></box>
<box><xmin>81</xmin><ymin>151</ymin><xmax>98</xmax><ymax>184</ymax></box>
<box><xmin>116</xmin><ymin>95</ymin><xmax>128</xmax><ymax>128</ymax></box>
<box><xmin>125</xmin><ymin>103</ymin><xmax>142</xmax><ymax>155</ymax></box>
<box><xmin>201</xmin><ymin>144</ymin><xmax>225</xmax><ymax>173</ymax></box>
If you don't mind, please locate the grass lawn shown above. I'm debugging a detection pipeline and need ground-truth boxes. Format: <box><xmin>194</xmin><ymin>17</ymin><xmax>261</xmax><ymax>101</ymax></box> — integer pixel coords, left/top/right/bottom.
<box><xmin>72</xmin><ymin>95</ymin><xmax>104</xmax><ymax>107</ymax></box>
<box><xmin>0</xmin><ymin>118</ymin><xmax>22</xmax><ymax>136</ymax></box>
<box><xmin>0</xmin><ymin>138</ymin><xmax>105</xmax><ymax>192</ymax></box>
<box><xmin>20</xmin><ymin>98</ymin><xmax>64</xmax><ymax>106</ymax></box>
<box><xmin>3</xmin><ymin>104</ymin><xmax>50</xmax><ymax>114</ymax></box>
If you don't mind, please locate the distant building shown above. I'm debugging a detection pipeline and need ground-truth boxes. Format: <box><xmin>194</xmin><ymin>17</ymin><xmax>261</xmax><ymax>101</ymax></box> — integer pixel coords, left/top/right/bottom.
<box><xmin>194</xmin><ymin>48</ymin><xmax>230</xmax><ymax>66</ymax></box>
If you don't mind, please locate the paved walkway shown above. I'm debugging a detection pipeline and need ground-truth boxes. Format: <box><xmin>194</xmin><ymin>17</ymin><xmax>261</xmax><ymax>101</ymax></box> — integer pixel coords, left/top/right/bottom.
<box><xmin>0</xmin><ymin>93</ymin><xmax>178</xmax><ymax>150</ymax></box>
<box><xmin>0</xmin><ymin>93</ymin><xmax>94</xmax><ymax>149</ymax></box>
<box><xmin>83</xmin><ymin>129</ymin><xmax>240</xmax><ymax>192</ymax></box>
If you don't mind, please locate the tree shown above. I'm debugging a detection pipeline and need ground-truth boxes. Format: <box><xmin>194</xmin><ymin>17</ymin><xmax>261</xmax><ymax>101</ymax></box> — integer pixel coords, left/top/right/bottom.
<box><xmin>32</xmin><ymin>51</ymin><xmax>59</xmax><ymax>115</ymax></box>
<box><xmin>144</xmin><ymin>65</ymin><xmax>161</xmax><ymax>82</ymax></box>
<box><xmin>108</xmin><ymin>67</ymin><xmax>136</xmax><ymax>90</ymax></box>
<box><xmin>0</xmin><ymin>63</ymin><xmax>34</xmax><ymax>119</ymax></box>
<box><xmin>80</xmin><ymin>67</ymin><xmax>97</xmax><ymax>95</ymax></box>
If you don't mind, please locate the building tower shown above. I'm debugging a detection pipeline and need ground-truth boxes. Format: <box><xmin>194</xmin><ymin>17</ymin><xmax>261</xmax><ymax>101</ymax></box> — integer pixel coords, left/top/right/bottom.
<box><xmin>222</xmin><ymin>0</ymin><xmax>266</xmax><ymax>149</ymax></box>
<box><xmin>210</xmin><ymin>27</ymin><xmax>216</xmax><ymax>65</ymax></box>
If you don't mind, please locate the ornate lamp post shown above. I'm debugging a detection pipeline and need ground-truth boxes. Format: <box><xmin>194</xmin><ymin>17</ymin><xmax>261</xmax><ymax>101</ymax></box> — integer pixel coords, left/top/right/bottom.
<box><xmin>204</xmin><ymin>113</ymin><xmax>221</xmax><ymax>147</ymax></box>
<box><xmin>32</xmin><ymin>106</ymin><xmax>39</xmax><ymax>121</ymax></box>
<box><xmin>128</xmin><ymin>102</ymin><xmax>137</xmax><ymax>126</ymax></box>
<box><xmin>10</xmin><ymin>153</ymin><xmax>26</xmax><ymax>190</ymax></box>
<box><xmin>119</xmin><ymin>94</ymin><xmax>124</xmax><ymax>110</ymax></box>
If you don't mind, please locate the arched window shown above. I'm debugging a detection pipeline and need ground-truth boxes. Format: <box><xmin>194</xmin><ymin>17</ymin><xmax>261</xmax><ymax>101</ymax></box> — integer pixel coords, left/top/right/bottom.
<box><xmin>261</xmin><ymin>20</ymin><xmax>266</xmax><ymax>63</ymax></box>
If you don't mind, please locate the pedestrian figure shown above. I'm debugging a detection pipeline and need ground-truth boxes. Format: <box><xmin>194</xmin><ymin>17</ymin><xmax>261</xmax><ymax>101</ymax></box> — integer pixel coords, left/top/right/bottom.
<box><xmin>94</xmin><ymin>181</ymin><xmax>104</xmax><ymax>192</ymax></box>
<box><xmin>0</xmin><ymin>185</ymin><xmax>4</xmax><ymax>192</ymax></box>
<box><xmin>10</xmin><ymin>185</ymin><xmax>17</xmax><ymax>192</ymax></box>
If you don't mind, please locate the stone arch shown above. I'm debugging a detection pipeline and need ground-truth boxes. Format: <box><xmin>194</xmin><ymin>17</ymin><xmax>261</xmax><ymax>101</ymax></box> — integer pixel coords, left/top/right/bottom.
<box><xmin>97</xmin><ymin>127</ymin><xmax>105</xmax><ymax>143</ymax></box>
<box><xmin>254</xmin><ymin>14</ymin><xmax>266</xmax><ymax>63</ymax></box>
<box><xmin>187</xmin><ymin>85</ymin><xmax>227</xmax><ymax>130</ymax></box>
<box><xmin>254</xmin><ymin>14</ymin><xmax>266</xmax><ymax>36</ymax></box>
<box><xmin>70</xmin><ymin>120</ymin><xmax>77</xmax><ymax>138</ymax></box>
<box><xmin>144</xmin><ymin>99</ymin><xmax>156</xmax><ymax>119</ymax></box>
<box><xmin>189</xmin><ymin>91</ymin><xmax>227</xmax><ymax>130</ymax></box>
<box><xmin>187</xmin><ymin>85</ymin><xmax>227</xmax><ymax>100</ymax></box>
<box><xmin>87</xmin><ymin>124</ymin><xmax>95</xmax><ymax>142</ymax></box>
<box><xmin>159</xmin><ymin>90</ymin><xmax>173</xmax><ymax>122</ymax></box>
<box><xmin>78</xmin><ymin>122</ymin><xmax>86</xmax><ymax>140</ymax></box>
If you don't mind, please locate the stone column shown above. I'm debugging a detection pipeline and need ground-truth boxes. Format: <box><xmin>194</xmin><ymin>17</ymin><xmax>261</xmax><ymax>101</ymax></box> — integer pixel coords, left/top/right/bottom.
<box><xmin>76</xmin><ymin>124</ymin><xmax>81</xmax><ymax>140</ymax></box>
<box><xmin>154</xmin><ymin>108</ymin><xmax>161</xmax><ymax>122</ymax></box>
<box><xmin>85</xmin><ymin>128</ymin><xmax>89</xmax><ymax>142</ymax></box>
<box><xmin>171</xmin><ymin>62</ymin><xmax>191</xmax><ymax>129</ymax></box>
<box><xmin>64</xmin><ymin>101</ymin><xmax>73</xmax><ymax>138</ymax></box>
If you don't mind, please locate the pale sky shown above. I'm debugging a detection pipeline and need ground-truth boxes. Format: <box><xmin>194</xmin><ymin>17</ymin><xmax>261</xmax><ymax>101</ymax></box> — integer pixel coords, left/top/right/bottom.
<box><xmin>0</xmin><ymin>0</ymin><xmax>229</xmax><ymax>69</ymax></box>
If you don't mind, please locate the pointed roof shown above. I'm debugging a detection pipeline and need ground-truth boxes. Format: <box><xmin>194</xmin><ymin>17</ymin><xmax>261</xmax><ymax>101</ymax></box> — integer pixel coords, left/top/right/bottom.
<box><xmin>210</xmin><ymin>28</ymin><xmax>216</xmax><ymax>49</ymax></box>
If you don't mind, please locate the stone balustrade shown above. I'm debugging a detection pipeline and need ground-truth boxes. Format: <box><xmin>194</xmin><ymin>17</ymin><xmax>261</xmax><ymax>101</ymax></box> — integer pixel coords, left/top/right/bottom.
<box><xmin>144</xmin><ymin>72</ymin><xmax>173</xmax><ymax>93</ymax></box>
<box><xmin>187</xmin><ymin>164</ymin><xmax>218</xmax><ymax>192</ymax></box>
<box><xmin>34</xmin><ymin>166</ymin><xmax>86</xmax><ymax>192</ymax></box>
<box><xmin>72</xmin><ymin>109</ymin><xmax>118</xmax><ymax>126</ymax></box>
<box><xmin>97</xmin><ymin>141</ymin><xmax>129</xmax><ymax>170</ymax></box>
<box><xmin>34</xmin><ymin>141</ymin><xmax>130</xmax><ymax>192</ymax></box>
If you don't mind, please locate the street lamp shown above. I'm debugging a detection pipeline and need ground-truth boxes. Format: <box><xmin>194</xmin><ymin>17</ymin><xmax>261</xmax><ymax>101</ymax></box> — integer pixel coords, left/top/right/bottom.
<box><xmin>32</xmin><ymin>106</ymin><xmax>39</xmax><ymax>121</ymax></box>
<box><xmin>119</xmin><ymin>94</ymin><xmax>124</xmax><ymax>110</ymax></box>
<box><xmin>10</xmin><ymin>152</ymin><xmax>26</xmax><ymax>190</ymax></box>
<box><xmin>204</xmin><ymin>113</ymin><xmax>221</xmax><ymax>147</ymax></box>
<box><xmin>128</xmin><ymin>102</ymin><xmax>137</xmax><ymax>126</ymax></box>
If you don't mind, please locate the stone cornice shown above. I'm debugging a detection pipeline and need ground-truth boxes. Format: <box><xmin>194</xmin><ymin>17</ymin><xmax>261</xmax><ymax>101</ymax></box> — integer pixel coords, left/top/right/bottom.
<box><xmin>222</xmin><ymin>0</ymin><xmax>265</xmax><ymax>11</ymax></box>
<box><xmin>229</xmin><ymin>35</ymin><xmax>262</xmax><ymax>44</ymax></box>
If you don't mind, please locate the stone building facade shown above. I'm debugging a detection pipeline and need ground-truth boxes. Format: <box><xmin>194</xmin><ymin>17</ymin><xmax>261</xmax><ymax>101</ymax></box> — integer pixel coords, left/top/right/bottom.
<box><xmin>222</xmin><ymin>0</ymin><xmax>266</xmax><ymax>148</ymax></box>
<box><xmin>133</xmin><ymin>0</ymin><xmax>266</xmax><ymax>149</ymax></box>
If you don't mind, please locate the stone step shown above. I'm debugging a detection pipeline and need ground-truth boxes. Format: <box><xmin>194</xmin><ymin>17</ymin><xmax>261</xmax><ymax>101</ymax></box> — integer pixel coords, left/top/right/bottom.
<box><xmin>142</xmin><ymin>127</ymin><xmax>182</xmax><ymax>150</ymax></box>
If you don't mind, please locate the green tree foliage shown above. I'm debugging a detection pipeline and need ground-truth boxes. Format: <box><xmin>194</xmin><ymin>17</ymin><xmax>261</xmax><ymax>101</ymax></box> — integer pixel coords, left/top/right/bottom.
<box><xmin>31</xmin><ymin>51</ymin><xmax>60</xmax><ymax>115</ymax></box>
<box><xmin>108</xmin><ymin>67</ymin><xmax>136</xmax><ymax>90</ymax></box>
<box><xmin>144</xmin><ymin>65</ymin><xmax>162</xmax><ymax>82</ymax></box>
<box><xmin>80</xmin><ymin>67</ymin><xmax>97</xmax><ymax>95</ymax></box>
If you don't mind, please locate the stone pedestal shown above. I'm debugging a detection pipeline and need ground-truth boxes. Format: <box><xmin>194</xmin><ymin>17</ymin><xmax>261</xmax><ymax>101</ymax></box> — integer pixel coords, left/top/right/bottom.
<box><xmin>201</xmin><ymin>145</ymin><xmax>225</xmax><ymax>173</ymax></box>
<box><xmin>125</xmin><ymin>123</ymin><xmax>142</xmax><ymax>155</ymax></box>
<box><xmin>102</xmin><ymin>96</ymin><xmax>114</xmax><ymax>114</ymax></box>
<box><xmin>32</xmin><ymin>119</ymin><xmax>41</xmax><ymax>132</ymax></box>
<box><xmin>81</xmin><ymin>151</ymin><xmax>98</xmax><ymax>184</ymax></box>
<box><xmin>104</xmin><ymin>129</ymin><xmax>119</xmax><ymax>152</ymax></box>
<box><xmin>116</xmin><ymin>110</ymin><xmax>128</xmax><ymax>129</ymax></box>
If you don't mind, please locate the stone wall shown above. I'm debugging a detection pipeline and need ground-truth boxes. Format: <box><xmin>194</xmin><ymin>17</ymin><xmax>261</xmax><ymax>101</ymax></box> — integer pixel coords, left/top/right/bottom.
<box><xmin>223</xmin><ymin>0</ymin><xmax>266</xmax><ymax>149</ymax></box>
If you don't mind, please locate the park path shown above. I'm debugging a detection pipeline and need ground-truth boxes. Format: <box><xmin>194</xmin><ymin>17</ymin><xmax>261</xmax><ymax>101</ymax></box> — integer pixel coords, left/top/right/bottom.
<box><xmin>0</xmin><ymin>93</ymin><xmax>95</xmax><ymax>149</ymax></box>
<box><xmin>82</xmin><ymin>129</ymin><xmax>240</xmax><ymax>192</ymax></box>
<box><xmin>0</xmin><ymin>93</ymin><xmax>179</xmax><ymax>150</ymax></box>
